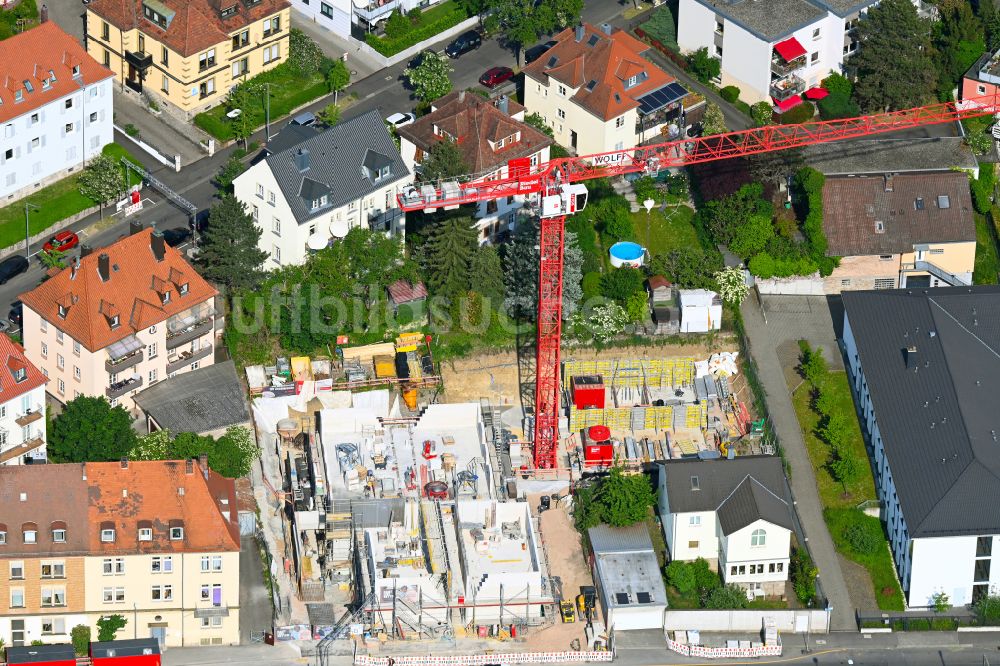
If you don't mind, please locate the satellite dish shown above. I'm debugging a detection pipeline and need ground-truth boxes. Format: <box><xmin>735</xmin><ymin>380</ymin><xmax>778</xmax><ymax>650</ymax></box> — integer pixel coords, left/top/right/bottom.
<box><xmin>643</xmin><ymin>198</ymin><xmax>655</xmax><ymax>213</ymax></box>
<box><xmin>307</xmin><ymin>233</ymin><xmax>328</xmax><ymax>251</ymax></box>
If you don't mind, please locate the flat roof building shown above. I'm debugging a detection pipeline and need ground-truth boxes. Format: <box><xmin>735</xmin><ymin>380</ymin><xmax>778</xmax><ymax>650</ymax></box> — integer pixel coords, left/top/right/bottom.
<box><xmin>588</xmin><ymin>524</ymin><xmax>667</xmax><ymax>631</ymax></box>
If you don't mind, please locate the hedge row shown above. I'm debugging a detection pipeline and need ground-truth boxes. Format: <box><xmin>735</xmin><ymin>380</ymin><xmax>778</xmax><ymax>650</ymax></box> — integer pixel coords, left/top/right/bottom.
<box><xmin>634</xmin><ymin>28</ymin><xmax>690</xmax><ymax>71</ymax></box>
<box><xmin>365</xmin><ymin>3</ymin><xmax>469</xmax><ymax>56</ymax></box>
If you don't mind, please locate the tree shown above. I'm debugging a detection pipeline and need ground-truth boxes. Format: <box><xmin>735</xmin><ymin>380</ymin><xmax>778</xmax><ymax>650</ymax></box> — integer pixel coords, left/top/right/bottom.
<box><xmin>39</xmin><ymin>249</ymin><xmax>67</xmax><ymax>270</ymax></box>
<box><xmin>748</xmin><ymin>147</ymin><xmax>805</xmax><ymax>188</ymax></box>
<box><xmin>326</xmin><ymin>59</ymin><xmax>351</xmax><ymax>101</ymax></box>
<box><xmin>852</xmin><ymin>0</ymin><xmax>936</xmax><ymax>111</ymax></box>
<box><xmin>316</xmin><ymin>103</ymin><xmax>341</xmax><ymax>128</ymax></box>
<box><xmin>469</xmin><ymin>245</ymin><xmax>505</xmax><ymax>302</ymax></box>
<box><xmin>701</xmin><ymin>102</ymin><xmax>727</xmax><ymax>136</ymax></box>
<box><xmin>728</xmin><ymin>213</ymin><xmax>774</xmax><ymax>258</ymax></box>
<box><xmin>288</xmin><ymin>29</ymin><xmax>326</xmax><ymax>77</ymax></box>
<box><xmin>596</xmin><ymin>197</ymin><xmax>635</xmax><ymax>241</ymax></box>
<box><xmin>800</xmin><ymin>344</ymin><xmax>828</xmax><ymax>385</ymax></box>
<box><xmin>750</xmin><ymin>101</ymin><xmax>774</xmax><ymax>127</ymax></box>
<box><xmin>216</xmin><ymin>155</ymin><xmax>246</xmax><ymax>192</ymax></box>
<box><xmin>702</xmin><ymin>182</ymin><xmax>771</xmax><ymax>245</ymax></box>
<box><xmin>600</xmin><ymin>267</ymin><xmax>644</xmax><ymax>304</ymax></box>
<box><xmin>704</xmin><ymin>584</ymin><xmax>749</xmax><ymax>609</ymax></box>
<box><xmin>385</xmin><ymin>10</ymin><xmax>410</xmax><ymax>39</ymax></box>
<box><xmin>489</xmin><ymin>0</ymin><xmax>582</xmax><ymax>65</ymax></box>
<box><xmin>78</xmin><ymin>154</ymin><xmax>123</xmax><ymax>218</ymax></box>
<box><xmin>830</xmin><ymin>446</ymin><xmax>863</xmax><ymax>485</ymax></box>
<box><xmin>97</xmin><ymin>615</ymin><xmax>127</xmax><ymax>642</ymax></box>
<box><xmin>691</xmin><ymin>558</ymin><xmax>721</xmax><ymax>596</ymax></box>
<box><xmin>579</xmin><ymin>302</ymin><xmax>629</xmax><ymax>343</ymax></box>
<box><xmin>665</xmin><ymin>560</ymin><xmax>697</xmax><ymax>595</ymax></box>
<box><xmin>687</xmin><ymin>47</ymin><xmax>721</xmax><ymax>83</ymax></box>
<box><xmin>70</xmin><ymin>625</ymin><xmax>91</xmax><ymax>656</ymax></box>
<box><xmin>648</xmin><ymin>247</ymin><xmax>723</xmax><ymax>289</ymax></box>
<box><xmin>425</xmin><ymin>215</ymin><xmax>478</xmax><ymax>300</ymax></box>
<box><xmin>593</xmin><ymin>467</ymin><xmax>655</xmax><ymax>527</ymax></box>
<box><xmin>197</xmin><ymin>195</ymin><xmax>268</xmax><ymax>293</ymax></box>
<box><xmin>821</xmin><ymin>72</ymin><xmax>853</xmax><ymax>98</ymax></box>
<box><xmin>420</xmin><ymin>139</ymin><xmax>469</xmax><ymax>182</ymax></box>
<box><xmin>49</xmin><ymin>396</ymin><xmax>137</xmax><ymax>463</ymax></box>
<box><xmin>212</xmin><ymin>426</ymin><xmax>259</xmax><ymax>478</ymax></box>
<box><xmin>524</xmin><ymin>112</ymin><xmax>554</xmax><ymax>138</ymax></box>
<box><xmin>933</xmin><ymin>0</ymin><xmax>984</xmax><ymax>92</ymax></box>
<box><xmin>820</xmin><ymin>413</ymin><xmax>853</xmax><ymax>451</ymax></box>
<box><xmin>625</xmin><ymin>290</ymin><xmax>648</xmax><ymax>322</ymax></box>
<box><xmin>405</xmin><ymin>50</ymin><xmax>453</xmax><ymax>102</ymax></box>
<box><xmin>132</xmin><ymin>429</ymin><xmax>172</xmax><ymax>460</ymax></box>
<box><xmin>714</xmin><ymin>266</ymin><xmax>749</xmax><ymax>305</ymax></box>
<box><xmin>503</xmin><ymin>217</ymin><xmax>583</xmax><ymax>318</ymax></box>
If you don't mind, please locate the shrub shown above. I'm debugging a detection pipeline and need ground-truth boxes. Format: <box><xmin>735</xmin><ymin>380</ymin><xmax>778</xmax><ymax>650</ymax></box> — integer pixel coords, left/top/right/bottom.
<box><xmin>632</xmin><ymin>176</ymin><xmax>659</xmax><ymax>203</ymax></box>
<box><xmin>791</xmin><ymin>547</ymin><xmax>817</xmax><ymax>604</ymax></box>
<box><xmin>704</xmin><ymin>584</ymin><xmax>749</xmax><ymax>609</ymax></box>
<box><xmin>384</xmin><ymin>10</ymin><xmax>410</xmax><ymax>39</ymax></box>
<box><xmin>582</xmin><ymin>271</ymin><xmax>603</xmax><ymax>299</ymax></box>
<box><xmin>930</xmin><ymin>617</ymin><xmax>956</xmax><ymax>630</ymax></box>
<box><xmin>365</xmin><ymin>3</ymin><xmax>468</xmax><ymax>56</ymax></box>
<box><xmin>70</xmin><ymin>625</ymin><xmax>91</xmax><ymax>656</ymax></box>
<box><xmin>974</xmin><ymin>594</ymin><xmax>1000</xmax><ymax>623</ymax></box>
<box><xmin>666</xmin><ymin>560</ymin><xmax>697</xmax><ymax>595</ymax></box>
<box><xmin>908</xmin><ymin>618</ymin><xmax>931</xmax><ymax>631</ymax></box>
<box><xmin>687</xmin><ymin>47</ymin><xmax>721</xmax><ymax>83</ymax></box>
<box><xmin>821</xmin><ymin>72</ymin><xmax>853</xmax><ymax>97</ymax></box>
<box><xmin>720</xmin><ymin>85</ymin><xmax>740</xmax><ymax>103</ymax></box>
<box><xmin>818</xmin><ymin>93</ymin><xmax>861</xmax><ymax>120</ymax></box>
<box><xmin>751</xmin><ymin>101</ymin><xmax>774</xmax><ymax>127</ymax></box>
<box><xmin>842</xmin><ymin>521</ymin><xmax>881</xmax><ymax>554</ymax></box>
<box><xmin>777</xmin><ymin>103</ymin><xmax>815</xmax><ymax>124</ymax></box>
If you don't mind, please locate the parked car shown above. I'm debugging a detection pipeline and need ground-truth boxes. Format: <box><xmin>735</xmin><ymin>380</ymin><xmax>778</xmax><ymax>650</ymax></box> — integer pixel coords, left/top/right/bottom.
<box><xmin>445</xmin><ymin>30</ymin><xmax>482</xmax><ymax>58</ymax></box>
<box><xmin>42</xmin><ymin>230</ymin><xmax>79</xmax><ymax>253</ymax></box>
<box><xmin>8</xmin><ymin>300</ymin><xmax>22</xmax><ymax>328</ymax></box>
<box><xmin>524</xmin><ymin>39</ymin><xmax>558</xmax><ymax>64</ymax></box>
<box><xmin>0</xmin><ymin>255</ymin><xmax>28</xmax><ymax>285</ymax></box>
<box><xmin>479</xmin><ymin>66</ymin><xmax>514</xmax><ymax>89</ymax></box>
<box><xmin>385</xmin><ymin>112</ymin><xmax>416</xmax><ymax>129</ymax></box>
<box><xmin>408</xmin><ymin>49</ymin><xmax>437</xmax><ymax>70</ymax></box>
<box><xmin>290</xmin><ymin>111</ymin><xmax>316</xmax><ymax>126</ymax></box>
<box><xmin>162</xmin><ymin>227</ymin><xmax>192</xmax><ymax>247</ymax></box>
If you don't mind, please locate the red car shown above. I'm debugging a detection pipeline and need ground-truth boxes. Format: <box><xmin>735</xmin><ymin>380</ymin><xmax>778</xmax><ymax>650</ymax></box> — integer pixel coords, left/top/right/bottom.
<box><xmin>43</xmin><ymin>230</ymin><xmax>79</xmax><ymax>253</ymax></box>
<box><xmin>479</xmin><ymin>66</ymin><xmax>514</xmax><ymax>89</ymax></box>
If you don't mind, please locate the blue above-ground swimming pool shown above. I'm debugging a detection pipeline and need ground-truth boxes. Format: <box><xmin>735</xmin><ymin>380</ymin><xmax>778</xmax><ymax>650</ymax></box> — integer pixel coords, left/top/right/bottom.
<box><xmin>609</xmin><ymin>241</ymin><xmax>646</xmax><ymax>268</ymax></box>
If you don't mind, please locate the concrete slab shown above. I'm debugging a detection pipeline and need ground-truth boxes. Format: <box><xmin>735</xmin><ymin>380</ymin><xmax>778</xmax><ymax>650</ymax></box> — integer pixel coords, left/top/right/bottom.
<box><xmin>292</xmin><ymin>11</ymin><xmax>384</xmax><ymax>81</ymax></box>
<box><xmin>114</xmin><ymin>89</ymin><xmax>208</xmax><ymax>168</ymax></box>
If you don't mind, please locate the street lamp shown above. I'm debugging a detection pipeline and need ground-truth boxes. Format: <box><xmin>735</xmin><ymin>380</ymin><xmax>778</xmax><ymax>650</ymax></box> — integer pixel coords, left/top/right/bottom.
<box><xmin>23</xmin><ymin>202</ymin><xmax>39</xmax><ymax>259</ymax></box>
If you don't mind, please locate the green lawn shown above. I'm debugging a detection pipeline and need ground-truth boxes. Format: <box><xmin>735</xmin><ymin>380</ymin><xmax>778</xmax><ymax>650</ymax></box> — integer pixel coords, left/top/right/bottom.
<box><xmin>791</xmin><ymin>372</ymin><xmax>875</xmax><ymax>509</ymax></box>
<box><xmin>632</xmin><ymin>205</ymin><xmax>698</xmax><ymax>257</ymax></box>
<box><xmin>825</xmin><ymin>508</ymin><xmax>905</xmax><ymax>611</ymax></box>
<box><xmin>194</xmin><ymin>63</ymin><xmax>329</xmax><ymax>141</ymax></box>
<box><xmin>0</xmin><ymin>143</ymin><xmax>141</xmax><ymax>249</ymax></box>
<box><xmin>973</xmin><ymin>212</ymin><xmax>999</xmax><ymax>284</ymax></box>
<box><xmin>364</xmin><ymin>0</ymin><xmax>471</xmax><ymax>56</ymax></box>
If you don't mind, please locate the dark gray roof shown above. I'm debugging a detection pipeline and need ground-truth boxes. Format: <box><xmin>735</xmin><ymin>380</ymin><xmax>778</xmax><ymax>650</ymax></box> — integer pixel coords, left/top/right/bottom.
<box><xmin>804</xmin><ymin>138</ymin><xmax>978</xmax><ymax>177</ymax></box>
<box><xmin>810</xmin><ymin>0</ymin><xmax>876</xmax><ymax>17</ymax></box>
<box><xmin>363</xmin><ymin>149</ymin><xmax>392</xmax><ymax>172</ymax></box>
<box><xmin>133</xmin><ymin>361</ymin><xmax>250</xmax><ymax>434</ymax></box>
<box><xmin>690</xmin><ymin>0</ymin><xmax>826</xmax><ymax>41</ymax></box>
<box><xmin>660</xmin><ymin>456</ymin><xmax>791</xmax><ymax>529</ymax></box>
<box><xmin>589</xmin><ymin>523</ymin><xmax>654</xmax><ymax>554</ymax></box>
<box><xmin>299</xmin><ymin>177</ymin><xmax>331</xmax><ymax>201</ymax></box>
<box><xmin>265</xmin><ymin>109</ymin><xmax>409</xmax><ymax>224</ymax></box>
<box><xmin>717</xmin><ymin>475</ymin><xmax>794</xmax><ymax>535</ymax></box>
<box><xmin>842</xmin><ymin>287</ymin><xmax>1000</xmax><ymax>538</ymax></box>
<box><xmin>265</xmin><ymin>122</ymin><xmax>322</xmax><ymax>155</ymax></box>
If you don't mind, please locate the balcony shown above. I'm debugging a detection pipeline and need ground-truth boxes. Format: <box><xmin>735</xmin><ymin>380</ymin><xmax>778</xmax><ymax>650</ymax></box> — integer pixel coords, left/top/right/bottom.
<box><xmin>770</xmin><ymin>55</ymin><xmax>806</xmax><ymax>77</ymax></box>
<box><xmin>106</xmin><ymin>349</ymin><xmax>144</xmax><ymax>374</ymax></box>
<box><xmin>107</xmin><ymin>376</ymin><xmax>143</xmax><ymax>400</ymax></box>
<box><xmin>14</xmin><ymin>406</ymin><xmax>44</xmax><ymax>427</ymax></box>
<box><xmin>166</xmin><ymin>344</ymin><xmax>214</xmax><ymax>374</ymax></box>
<box><xmin>355</xmin><ymin>0</ymin><xmax>402</xmax><ymax>23</ymax></box>
<box><xmin>0</xmin><ymin>436</ymin><xmax>45</xmax><ymax>465</ymax></box>
<box><xmin>124</xmin><ymin>50</ymin><xmax>153</xmax><ymax>73</ymax></box>
<box><xmin>166</xmin><ymin>318</ymin><xmax>213</xmax><ymax>350</ymax></box>
<box><xmin>771</xmin><ymin>75</ymin><xmax>805</xmax><ymax>102</ymax></box>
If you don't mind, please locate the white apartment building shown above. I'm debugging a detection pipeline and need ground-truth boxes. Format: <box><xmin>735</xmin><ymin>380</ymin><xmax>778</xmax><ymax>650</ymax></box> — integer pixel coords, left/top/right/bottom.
<box><xmin>288</xmin><ymin>0</ymin><xmax>445</xmax><ymax>40</ymax></box>
<box><xmin>0</xmin><ymin>21</ymin><xmax>114</xmax><ymax>203</ymax></box>
<box><xmin>19</xmin><ymin>226</ymin><xmax>219</xmax><ymax>412</ymax></box>
<box><xmin>397</xmin><ymin>92</ymin><xmax>552</xmax><ymax>243</ymax></box>
<box><xmin>0</xmin><ymin>334</ymin><xmax>47</xmax><ymax>465</ymax></box>
<box><xmin>658</xmin><ymin>457</ymin><xmax>793</xmax><ymax>598</ymax></box>
<box><xmin>843</xmin><ymin>287</ymin><xmax>1000</xmax><ymax>609</ymax></box>
<box><xmin>234</xmin><ymin>109</ymin><xmax>411</xmax><ymax>267</ymax></box>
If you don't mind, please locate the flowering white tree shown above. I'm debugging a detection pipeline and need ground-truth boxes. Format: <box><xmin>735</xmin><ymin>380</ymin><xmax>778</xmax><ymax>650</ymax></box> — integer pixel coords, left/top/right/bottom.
<box><xmin>131</xmin><ymin>429</ymin><xmax>171</xmax><ymax>460</ymax></box>
<box><xmin>714</xmin><ymin>266</ymin><xmax>749</xmax><ymax>305</ymax></box>
<box><xmin>583</xmin><ymin>303</ymin><xmax>630</xmax><ymax>343</ymax></box>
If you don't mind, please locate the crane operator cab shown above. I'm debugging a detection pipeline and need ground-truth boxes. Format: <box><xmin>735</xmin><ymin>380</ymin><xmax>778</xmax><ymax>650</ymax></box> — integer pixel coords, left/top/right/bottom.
<box><xmin>540</xmin><ymin>183</ymin><xmax>589</xmax><ymax>218</ymax></box>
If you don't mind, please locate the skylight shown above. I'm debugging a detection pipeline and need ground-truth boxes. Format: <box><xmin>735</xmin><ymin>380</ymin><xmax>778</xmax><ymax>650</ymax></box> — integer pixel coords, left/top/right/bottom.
<box><xmin>546</xmin><ymin>55</ymin><xmax>558</xmax><ymax>68</ymax></box>
<box><xmin>586</xmin><ymin>79</ymin><xmax>597</xmax><ymax>91</ymax></box>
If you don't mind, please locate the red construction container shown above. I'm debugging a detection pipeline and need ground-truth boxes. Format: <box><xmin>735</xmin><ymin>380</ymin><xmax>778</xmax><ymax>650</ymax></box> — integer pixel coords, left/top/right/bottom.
<box><xmin>571</xmin><ymin>375</ymin><xmax>605</xmax><ymax>409</ymax></box>
<box><xmin>582</xmin><ymin>427</ymin><xmax>614</xmax><ymax>467</ymax></box>
<box><xmin>588</xmin><ymin>425</ymin><xmax>611</xmax><ymax>442</ymax></box>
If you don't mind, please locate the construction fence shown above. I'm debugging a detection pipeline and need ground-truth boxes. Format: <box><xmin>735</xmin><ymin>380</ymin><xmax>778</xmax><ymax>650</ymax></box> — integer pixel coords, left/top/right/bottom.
<box><xmin>667</xmin><ymin>639</ymin><xmax>782</xmax><ymax>659</ymax></box>
<box><xmin>355</xmin><ymin>651</ymin><xmax>613</xmax><ymax>666</ymax></box>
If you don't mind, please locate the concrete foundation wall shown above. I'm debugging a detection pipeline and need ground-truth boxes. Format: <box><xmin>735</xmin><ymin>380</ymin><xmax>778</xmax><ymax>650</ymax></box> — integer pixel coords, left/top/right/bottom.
<box><xmin>663</xmin><ymin>609</ymin><xmax>830</xmax><ymax>633</ymax></box>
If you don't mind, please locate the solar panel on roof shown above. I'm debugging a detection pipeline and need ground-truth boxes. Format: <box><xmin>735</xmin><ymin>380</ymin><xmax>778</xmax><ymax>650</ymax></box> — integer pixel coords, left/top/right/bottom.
<box><xmin>637</xmin><ymin>592</ymin><xmax>653</xmax><ymax>604</ymax></box>
<box><xmin>615</xmin><ymin>592</ymin><xmax>630</xmax><ymax>605</ymax></box>
<box><xmin>637</xmin><ymin>82</ymin><xmax>690</xmax><ymax>114</ymax></box>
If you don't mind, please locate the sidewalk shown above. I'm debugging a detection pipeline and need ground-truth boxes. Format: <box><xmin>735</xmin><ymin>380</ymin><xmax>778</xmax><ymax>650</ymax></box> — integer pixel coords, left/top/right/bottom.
<box><xmin>739</xmin><ymin>296</ymin><xmax>854</xmax><ymax>631</ymax></box>
<box><xmin>292</xmin><ymin>12</ymin><xmax>384</xmax><ymax>81</ymax></box>
<box><xmin>113</xmin><ymin>88</ymin><xmax>208</xmax><ymax>168</ymax></box>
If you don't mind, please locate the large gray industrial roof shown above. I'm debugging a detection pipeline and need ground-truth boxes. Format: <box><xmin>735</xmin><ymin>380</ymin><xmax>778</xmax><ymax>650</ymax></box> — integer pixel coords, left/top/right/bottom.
<box><xmin>589</xmin><ymin>523</ymin><xmax>654</xmax><ymax>554</ymax></box>
<box><xmin>265</xmin><ymin>109</ymin><xmax>409</xmax><ymax>225</ymax></box>
<box><xmin>804</xmin><ymin>138</ymin><xmax>978</xmax><ymax>177</ymax></box>
<box><xmin>133</xmin><ymin>361</ymin><xmax>249</xmax><ymax>435</ymax></box>
<box><xmin>842</xmin><ymin>287</ymin><xmax>1000</xmax><ymax>538</ymax></box>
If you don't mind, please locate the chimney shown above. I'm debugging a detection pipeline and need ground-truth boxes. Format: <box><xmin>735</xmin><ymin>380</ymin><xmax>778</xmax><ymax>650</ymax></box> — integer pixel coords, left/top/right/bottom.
<box><xmin>40</xmin><ymin>3</ymin><xmax>47</xmax><ymax>22</ymax></box>
<box><xmin>601</xmin><ymin>22</ymin><xmax>612</xmax><ymax>35</ymax></box>
<box><xmin>575</xmin><ymin>24</ymin><xmax>585</xmax><ymax>42</ymax></box>
<box><xmin>70</xmin><ymin>256</ymin><xmax>80</xmax><ymax>281</ymax></box>
<box><xmin>98</xmin><ymin>253</ymin><xmax>110</xmax><ymax>282</ymax></box>
<box><xmin>185</xmin><ymin>459</ymin><xmax>194</xmax><ymax>475</ymax></box>
<box><xmin>497</xmin><ymin>94</ymin><xmax>509</xmax><ymax>116</ymax></box>
<box><xmin>151</xmin><ymin>230</ymin><xmax>165</xmax><ymax>262</ymax></box>
<box><xmin>120</xmin><ymin>457</ymin><xmax>128</xmax><ymax>469</ymax></box>
<box><xmin>198</xmin><ymin>453</ymin><xmax>209</xmax><ymax>479</ymax></box>
<box><xmin>79</xmin><ymin>243</ymin><xmax>93</xmax><ymax>258</ymax></box>
<box><xmin>129</xmin><ymin>219</ymin><xmax>144</xmax><ymax>236</ymax></box>
<box><xmin>293</xmin><ymin>148</ymin><xmax>310</xmax><ymax>172</ymax></box>
<box><xmin>884</xmin><ymin>174</ymin><xmax>894</xmax><ymax>192</ymax></box>
<box><xmin>906</xmin><ymin>345</ymin><xmax>918</xmax><ymax>370</ymax></box>
<box><xmin>458</xmin><ymin>90</ymin><xmax>466</xmax><ymax>103</ymax></box>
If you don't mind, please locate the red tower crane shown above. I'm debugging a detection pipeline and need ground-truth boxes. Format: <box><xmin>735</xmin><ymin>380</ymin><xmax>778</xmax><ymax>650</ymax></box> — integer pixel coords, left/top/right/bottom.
<box><xmin>399</xmin><ymin>94</ymin><xmax>1000</xmax><ymax>470</ymax></box>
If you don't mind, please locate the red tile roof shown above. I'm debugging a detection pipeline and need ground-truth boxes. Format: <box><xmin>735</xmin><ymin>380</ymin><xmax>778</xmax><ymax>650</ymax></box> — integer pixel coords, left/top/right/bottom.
<box><xmin>0</xmin><ymin>22</ymin><xmax>114</xmax><ymax>124</ymax></box>
<box><xmin>387</xmin><ymin>279</ymin><xmax>428</xmax><ymax>306</ymax></box>
<box><xmin>397</xmin><ymin>91</ymin><xmax>552</xmax><ymax>175</ymax></box>
<box><xmin>19</xmin><ymin>228</ymin><xmax>218</xmax><ymax>353</ymax></box>
<box><xmin>522</xmin><ymin>23</ymin><xmax>674</xmax><ymax>122</ymax></box>
<box><xmin>88</xmin><ymin>0</ymin><xmax>289</xmax><ymax>57</ymax></box>
<box><xmin>0</xmin><ymin>333</ymin><xmax>46</xmax><ymax>402</ymax></box>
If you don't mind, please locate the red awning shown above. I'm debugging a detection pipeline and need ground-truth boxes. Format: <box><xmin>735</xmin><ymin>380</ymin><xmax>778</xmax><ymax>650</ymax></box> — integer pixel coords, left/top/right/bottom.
<box><xmin>773</xmin><ymin>94</ymin><xmax>803</xmax><ymax>112</ymax></box>
<box><xmin>804</xmin><ymin>87</ymin><xmax>829</xmax><ymax>100</ymax></box>
<box><xmin>773</xmin><ymin>37</ymin><xmax>807</xmax><ymax>62</ymax></box>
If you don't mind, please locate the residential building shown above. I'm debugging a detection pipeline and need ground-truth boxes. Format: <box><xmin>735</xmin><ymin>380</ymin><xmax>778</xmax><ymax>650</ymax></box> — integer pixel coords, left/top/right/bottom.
<box><xmin>961</xmin><ymin>48</ymin><xmax>1000</xmax><ymax>105</ymax></box>
<box><xmin>588</xmin><ymin>524</ymin><xmax>667</xmax><ymax>631</ymax></box>
<box><xmin>841</xmin><ymin>287</ymin><xmax>1000</xmax><ymax>608</ymax></box>
<box><xmin>822</xmin><ymin>172</ymin><xmax>975</xmax><ymax>293</ymax></box>
<box><xmin>804</xmin><ymin>137</ymin><xmax>979</xmax><ymax>179</ymax></box>
<box><xmin>0</xmin><ymin>460</ymin><xmax>240</xmax><ymax>647</ymax></box>
<box><xmin>287</xmin><ymin>0</ymin><xmax>445</xmax><ymax>39</ymax></box>
<box><xmin>523</xmin><ymin>22</ymin><xmax>688</xmax><ymax>155</ymax></box>
<box><xmin>19</xmin><ymin>226</ymin><xmax>219</xmax><ymax>412</ymax></box>
<box><xmin>85</xmin><ymin>0</ymin><xmax>290</xmax><ymax>116</ymax></box>
<box><xmin>233</xmin><ymin>109</ymin><xmax>411</xmax><ymax>267</ymax></box>
<box><xmin>658</xmin><ymin>456</ymin><xmax>793</xmax><ymax>598</ymax></box>
<box><xmin>0</xmin><ymin>22</ymin><xmax>114</xmax><ymax>203</ymax></box>
<box><xmin>396</xmin><ymin>92</ymin><xmax>552</xmax><ymax>243</ymax></box>
<box><xmin>0</xmin><ymin>334</ymin><xmax>48</xmax><ymax>466</ymax></box>
<box><xmin>676</xmin><ymin>0</ymin><xmax>879</xmax><ymax>106</ymax></box>
<box><xmin>132</xmin><ymin>361</ymin><xmax>251</xmax><ymax>438</ymax></box>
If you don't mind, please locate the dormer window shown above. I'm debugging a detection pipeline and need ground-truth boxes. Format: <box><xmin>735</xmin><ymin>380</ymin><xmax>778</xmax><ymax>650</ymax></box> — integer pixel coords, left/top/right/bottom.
<box><xmin>58</xmin><ymin>304</ymin><xmax>68</xmax><ymax>319</ymax></box>
<box><xmin>12</xmin><ymin>367</ymin><xmax>26</xmax><ymax>383</ymax></box>
<box><xmin>220</xmin><ymin>4</ymin><xmax>237</xmax><ymax>17</ymax></box>
<box><xmin>72</xmin><ymin>65</ymin><xmax>81</xmax><ymax>78</ymax></box>
<box><xmin>109</xmin><ymin>314</ymin><xmax>120</xmax><ymax>329</ymax></box>
<box><xmin>49</xmin><ymin>69</ymin><xmax>56</xmax><ymax>83</ymax></box>
<box><xmin>627</xmin><ymin>75</ymin><xmax>638</xmax><ymax>87</ymax></box>
<box><xmin>170</xmin><ymin>527</ymin><xmax>183</xmax><ymax>540</ymax></box>
<box><xmin>42</xmin><ymin>79</ymin><xmax>51</xmax><ymax>90</ymax></box>
<box><xmin>100</xmin><ymin>522</ymin><xmax>116</xmax><ymax>542</ymax></box>
<box><xmin>52</xmin><ymin>529</ymin><xmax>66</xmax><ymax>543</ymax></box>
<box><xmin>179</xmin><ymin>282</ymin><xmax>189</xmax><ymax>295</ymax></box>
<box><xmin>161</xmin><ymin>290</ymin><xmax>171</xmax><ymax>304</ymax></box>
<box><xmin>374</xmin><ymin>165</ymin><xmax>390</xmax><ymax>181</ymax></box>
<box><xmin>23</xmin><ymin>80</ymin><xmax>33</xmax><ymax>93</ymax></box>
<box><xmin>14</xmin><ymin>90</ymin><xmax>22</xmax><ymax>103</ymax></box>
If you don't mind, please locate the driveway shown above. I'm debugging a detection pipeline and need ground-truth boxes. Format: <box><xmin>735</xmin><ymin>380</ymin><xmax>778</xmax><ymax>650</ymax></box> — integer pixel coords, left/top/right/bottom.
<box><xmin>759</xmin><ymin>294</ymin><xmax>844</xmax><ymax>388</ymax></box>
<box><xmin>239</xmin><ymin>535</ymin><xmax>273</xmax><ymax>644</ymax></box>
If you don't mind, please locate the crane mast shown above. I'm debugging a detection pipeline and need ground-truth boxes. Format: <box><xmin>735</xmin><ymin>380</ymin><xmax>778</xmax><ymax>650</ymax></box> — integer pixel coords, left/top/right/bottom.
<box><xmin>399</xmin><ymin>93</ymin><xmax>1000</xmax><ymax>470</ymax></box>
